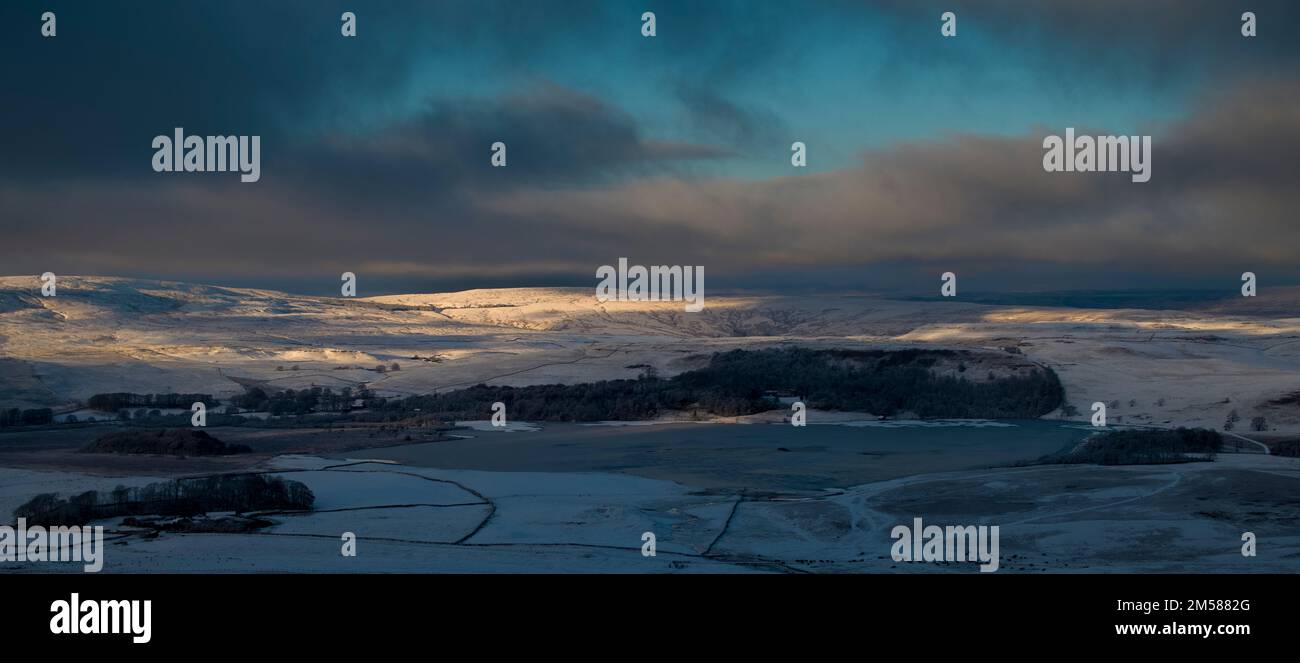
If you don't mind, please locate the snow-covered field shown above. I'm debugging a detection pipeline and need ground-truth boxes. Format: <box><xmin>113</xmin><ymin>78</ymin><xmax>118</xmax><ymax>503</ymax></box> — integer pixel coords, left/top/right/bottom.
<box><xmin>2</xmin><ymin>276</ymin><xmax>1299</xmax><ymax>573</ymax></box>
<box><xmin>2</xmin><ymin>276</ymin><xmax>1299</xmax><ymax>433</ymax></box>
<box><xmin>5</xmin><ymin>450</ymin><xmax>1299</xmax><ymax>573</ymax></box>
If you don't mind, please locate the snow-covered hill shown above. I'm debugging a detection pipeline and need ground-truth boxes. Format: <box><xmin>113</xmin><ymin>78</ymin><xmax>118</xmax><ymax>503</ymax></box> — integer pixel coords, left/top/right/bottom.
<box><xmin>1</xmin><ymin>275</ymin><xmax>1298</xmax><ymax>432</ymax></box>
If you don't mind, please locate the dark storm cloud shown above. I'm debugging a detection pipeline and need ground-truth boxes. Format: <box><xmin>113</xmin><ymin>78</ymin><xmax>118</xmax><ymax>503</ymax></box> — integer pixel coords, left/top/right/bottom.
<box><xmin>472</xmin><ymin>75</ymin><xmax>1300</xmax><ymax>288</ymax></box>
<box><xmin>0</xmin><ymin>76</ymin><xmax>731</xmax><ymax>287</ymax></box>
<box><xmin>286</xmin><ymin>82</ymin><xmax>730</xmax><ymax>204</ymax></box>
<box><xmin>1</xmin><ymin>1</ymin><xmax>1298</xmax><ymax>293</ymax></box>
<box><xmin>0</xmin><ymin>0</ymin><xmax>623</xmax><ymax>179</ymax></box>
<box><xmin>5</xmin><ymin>73</ymin><xmax>1297</xmax><ymax>293</ymax></box>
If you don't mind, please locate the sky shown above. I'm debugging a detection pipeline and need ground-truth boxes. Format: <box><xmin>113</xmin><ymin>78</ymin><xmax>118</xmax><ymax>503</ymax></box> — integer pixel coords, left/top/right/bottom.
<box><xmin>1</xmin><ymin>0</ymin><xmax>1298</xmax><ymax>295</ymax></box>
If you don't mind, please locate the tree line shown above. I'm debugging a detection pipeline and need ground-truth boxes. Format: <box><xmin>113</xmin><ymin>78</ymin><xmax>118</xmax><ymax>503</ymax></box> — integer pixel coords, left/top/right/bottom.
<box><xmin>1047</xmin><ymin>427</ymin><xmax>1224</xmax><ymax>465</ymax></box>
<box><xmin>0</xmin><ymin>408</ymin><xmax>53</xmax><ymax>427</ymax></box>
<box><xmin>230</xmin><ymin>386</ymin><xmax>368</xmax><ymax>415</ymax></box>
<box><xmin>60</xmin><ymin>347</ymin><xmax>1064</xmax><ymax>426</ymax></box>
<box><xmin>15</xmin><ymin>474</ymin><xmax>315</xmax><ymax>527</ymax></box>
<box><xmin>87</xmin><ymin>392</ymin><xmax>214</xmax><ymax>412</ymax></box>
<box><xmin>373</xmin><ymin>347</ymin><xmax>1064</xmax><ymax>422</ymax></box>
